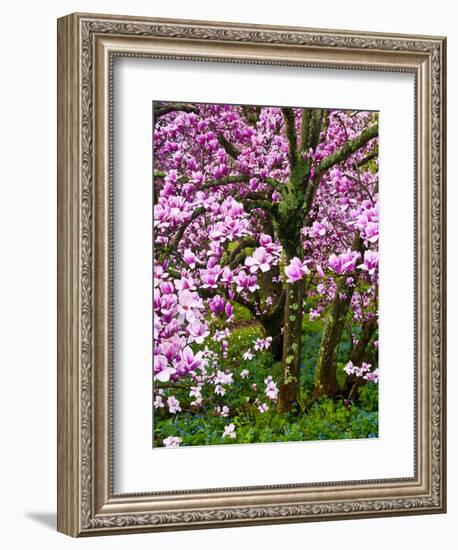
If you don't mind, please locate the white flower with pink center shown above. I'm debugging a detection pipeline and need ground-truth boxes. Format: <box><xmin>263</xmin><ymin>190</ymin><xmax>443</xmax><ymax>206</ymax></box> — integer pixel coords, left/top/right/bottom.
<box><xmin>163</xmin><ymin>436</ymin><xmax>182</xmax><ymax>448</ymax></box>
<box><xmin>222</xmin><ymin>424</ymin><xmax>236</xmax><ymax>439</ymax></box>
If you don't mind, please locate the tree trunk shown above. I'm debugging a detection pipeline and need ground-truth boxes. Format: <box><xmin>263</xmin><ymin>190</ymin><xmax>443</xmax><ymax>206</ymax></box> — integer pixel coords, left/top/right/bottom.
<box><xmin>277</xmin><ymin>280</ymin><xmax>305</xmax><ymax>412</ymax></box>
<box><xmin>312</xmin><ymin>235</ymin><xmax>364</xmax><ymax>400</ymax></box>
<box><xmin>312</xmin><ymin>275</ymin><xmax>355</xmax><ymax>400</ymax></box>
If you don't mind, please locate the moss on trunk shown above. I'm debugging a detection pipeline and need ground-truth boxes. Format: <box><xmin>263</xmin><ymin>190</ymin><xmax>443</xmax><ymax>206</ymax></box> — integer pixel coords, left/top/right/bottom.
<box><xmin>312</xmin><ymin>236</ymin><xmax>364</xmax><ymax>400</ymax></box>
<box><xmin>277</xmin><ymin>280</ymin><xmax>305</xmax><ymax>412</ymax></box>
<box><xmin>312</xmin><ymin>275</ymin><xmax>353</xmax><ymax>399</ymax></box>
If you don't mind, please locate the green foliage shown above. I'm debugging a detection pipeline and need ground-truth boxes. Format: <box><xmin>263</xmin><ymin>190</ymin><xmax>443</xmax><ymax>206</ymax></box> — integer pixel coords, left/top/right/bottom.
<box><xmin>299</xmin><ymin>319</ymin><xmax>323</xmax><ymax>394</ymax></box>
<box><xmin>232</xmin><ymin>302</ymin><xmax>255</xmax><ymax>323</ymax></box>
<box><xmin>357</xmin><ymin>381</ymin><xmax>379</xmax><ymax>412</ymax></box>
<box><xmin>154</xmin><ymin>396</ymin><xmax>378</xmax><ymax>447</ymax></box>
<box><xmin>154</xmin><ymin>304</ymin><xmax>379</xmax><ymax>448</ymax></box>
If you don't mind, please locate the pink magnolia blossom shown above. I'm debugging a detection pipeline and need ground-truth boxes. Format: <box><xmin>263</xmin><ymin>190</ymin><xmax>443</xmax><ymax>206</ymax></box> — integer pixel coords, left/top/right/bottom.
<box><xmin>157</xmin><ymin>340</ymin><xmax>180</xmax><ymax>363</ymax></box>
<box><xmin>220</xmin><ymin>266</ymin><xmax>233</xmax><ymax>285</ymax></box>
<box><xmin>179</xmin><ymin>346</ymin><xmax>203</xmax><ymax>373</ymax></box>
<box><xmin>358</xmin><ymin>250</ymin><xmax>379</xmax><ymax>275</ymax></box>
<box><xmin>259</xmin><ymin>233</ymin><xmax>282</xmax><ymax>256</ymax></box>
<box><xmin>154</xmin><ymin>354</ymin><xmax>177</xmax><ymax>382</ymax></box>
<box><xmin>159</xmin><ymin>281</ymin><xmax>174</xmax><ymax>295</ymax></box>
<box><xmin>153</xmin><ymin>203</ymin><xmax>171</xmax><ymax>229</ymax></box>
<box><xmin>225</xmin><ymin>302</ymin><xmax>234</xmax><ymax>318</ymax></box>
<box><xmin>285</xmin><ymin>257</ymin><xmax>309</xmax><ymax>283</ymax></box>
<box><xmin>234</xmin><ymin>271</ymin><xmax>260</xmax><ymax>293</ymax></box>
<box><xmin>200</xmin><ymin>265</ymin><xmax>221</xmax><ymax>288</ymax></box>
<box><xmin>174</xmin><ymin>276</ymin><xmax>196</xmax><ymax>292</ymax></box>
<box><xmin>245</xmin><ymin>247</ymin><xmax>273</xmax><ymax>273</ymax></box>
<box><xmin>207</xmin><ymin>241</ymin><xmax>223</xmax><ymax>258</ymax></box>
<box><xmin>176</xmin><ymin>289</ymin><xmax>204</xmax><ymax>322</ymax></box>
<box><xmin>309</xmin><ymin>221</ymin><xmax>327</xmax><ymax>238</ymax></box>
<box><xmin>187</xmin><ymin>321</ymin><xmax>210</xmax><ymax>344</ymax></box>
<box><xmin>363</xmin><ymin>222</ymin><xmax>379</xmax><ymax>243</ymax></box>
<box><xmin>328</xmin><ymin>249</ymin><xmax>361</xmax><ymax>275</ymax></box>
<box><xmin>209</xmin><ymin>294</ymin><xmax>226</xmax><ymax>315</ymax></box>
<box><xmin>183</xmin><ymin>248</ymin><xmax>199</xmax><ymax>269</ymax></box>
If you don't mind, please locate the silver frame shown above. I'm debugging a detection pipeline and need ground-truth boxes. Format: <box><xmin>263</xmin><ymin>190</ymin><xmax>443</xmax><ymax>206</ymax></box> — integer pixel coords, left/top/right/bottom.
<box><xmin>57</xmin><ymin>12</ymin><xmax>446</xmax><ymax>536</ymax></box>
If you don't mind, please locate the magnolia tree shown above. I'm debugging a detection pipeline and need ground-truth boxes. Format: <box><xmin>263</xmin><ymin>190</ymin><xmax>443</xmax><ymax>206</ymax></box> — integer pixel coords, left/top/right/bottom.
<box><xmin>153</xmin><ymin>102</ymin><xmax>379</xmax><ymax>430</ymax></box>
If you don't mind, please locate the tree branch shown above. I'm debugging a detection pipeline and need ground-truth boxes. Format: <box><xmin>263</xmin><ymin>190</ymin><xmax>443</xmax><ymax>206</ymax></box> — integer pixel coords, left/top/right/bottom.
<box><xmin>317</xmin><ymin>123</ymin><xmax>379</xmax><ymax>176</ymax></box>
<box><xmin>357</xmin><ymin>152</ymin><xmax>378</xmax><ymax>168</ymax></box>
<box><xmin>242</xmin><ymin>105</ymin><xmax>261</xmax><ymax>126</ymax></box>
<box><xmin>281</xmin><ymin>107</ymin><xmax>298</xmax><ymax>170</ymax></box>
<box><xmin>154</xmin><ymin>170</ymin><xmax>281</xmax><ymax>191</ymax></box>
<box><xmin>301</xmin><ymin>125</ymin><xmax>377</xmax><ymax>223</ymax></box>
<box><xmin>153</xmin><ymin>102</ymin><xmax>199</xmax><ymax>119</ymax></box>
<box><xmin>241</xmin><ymin>197</ymin><xmax>276</xmax><ymax>214</ymax></box>
<box><xmin>217</xmin><ymin>135</ymin><xmax>240</xmax><ymax>159</ymax></box>
<box><xmin>223</xmin><ymin>238</ymin><xmax>257</xmax><ymax>270</ymax></box>
<box><xmin>264</xmin><ymin>177</ymin><xmax>282</xmax><ymax>189</ymax></box>
<box><xmin>159</xmin><ymin>207</ymin><xmax>206</xmax><ymax>262</ymax></box>
<box><xmin>299</xmin><ymin>108</ymin><xmax>311</xmax><ymax>152</ymax></box>
<box><xmin>308</xmin><ymin>109</ymin><xmax>324</xmax><ymax>151</ymax></box>
<box><xmin>346</xmin><ymin>166</ymin><xmax>375</xmax><ymax>205</ymax></box>
<box><xmin>200</xmin><ymin>175</ymin><xmax>250</xmax><ymax>190</ymax></box>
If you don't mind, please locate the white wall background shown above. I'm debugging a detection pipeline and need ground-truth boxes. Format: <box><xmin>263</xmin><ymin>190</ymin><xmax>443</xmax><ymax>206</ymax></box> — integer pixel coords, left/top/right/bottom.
<box><xmin>0</xmin><ymin>1</ymin><xmax>454</xmax><ymax>548</ymax></box>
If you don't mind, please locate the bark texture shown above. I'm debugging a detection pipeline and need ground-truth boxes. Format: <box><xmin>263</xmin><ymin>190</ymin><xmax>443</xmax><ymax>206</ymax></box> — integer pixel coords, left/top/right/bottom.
<box><xmin>277</xmin><ymin>280</ymin><xmax>305</xmax><ymax>412</ymax></box>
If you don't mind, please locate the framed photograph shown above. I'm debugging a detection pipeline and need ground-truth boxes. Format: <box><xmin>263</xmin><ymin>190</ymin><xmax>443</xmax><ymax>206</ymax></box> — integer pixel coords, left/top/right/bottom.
<box><xmin>57</xmin><ymin>13</ymin><xmax>446</xmax><ymax>536</ymax></box>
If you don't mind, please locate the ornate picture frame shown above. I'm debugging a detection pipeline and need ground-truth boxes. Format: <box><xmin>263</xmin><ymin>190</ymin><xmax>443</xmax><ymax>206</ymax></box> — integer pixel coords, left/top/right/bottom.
<box><xmin>57</xmin><ymin>12</ymin><xmax>446</xmax><ymax>536</ymax></box>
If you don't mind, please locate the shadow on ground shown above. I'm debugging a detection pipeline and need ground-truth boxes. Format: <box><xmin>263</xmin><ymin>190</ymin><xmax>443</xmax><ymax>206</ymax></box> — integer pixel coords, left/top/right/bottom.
<box><xmin>25</xmin><ymin>512</ymin><xmax>56</xmax><ymax>530</ymax></box>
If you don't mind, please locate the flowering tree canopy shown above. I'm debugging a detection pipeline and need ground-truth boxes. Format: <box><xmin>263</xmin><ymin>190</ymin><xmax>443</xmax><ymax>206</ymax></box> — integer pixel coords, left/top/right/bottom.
<box><xmin>153</xmin><ymin>102</ymin><xmax>379</xmax><ymax>447</ymax></box>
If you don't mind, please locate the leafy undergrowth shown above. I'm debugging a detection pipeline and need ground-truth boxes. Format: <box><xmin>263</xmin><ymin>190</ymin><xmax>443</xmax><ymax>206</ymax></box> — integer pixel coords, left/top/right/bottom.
<box><xmin>153</xmin><ymin>323</ymin><xmax>378</xmax><ymax>448</ymax></box>
<box><xmin>154</xmin><ymin>394</ymin><xmax>378</xmax><ymax>447</ymax></box>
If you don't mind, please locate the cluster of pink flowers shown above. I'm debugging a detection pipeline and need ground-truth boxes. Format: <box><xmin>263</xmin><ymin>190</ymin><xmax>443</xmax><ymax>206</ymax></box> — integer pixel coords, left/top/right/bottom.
<box><xmin>253</xmin><ymin>336</ymin><xmax>272</xmax><ymax>351</ymax></box>
<box><xmin>344</xmin><ymin>361</ymin><xmax>379</xmax><ymax>383</ymax></box>
<box><xmin>350</xmin><ymin>201</ymin><xmax>379</xmax><ymax>245</ymax></box>
<box><xmin>153</xmin><ymin>104</ymin><xmax>379</xmax><ymax>447</ymax></box>
<box><xmin>154</xmin><ymin>272</ymin><xmax>209</xmax><ymax>382</ymax></box>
